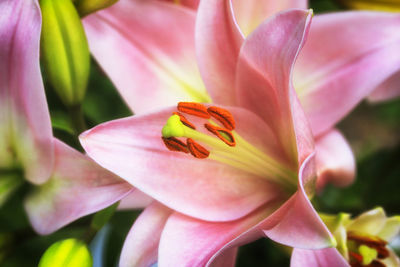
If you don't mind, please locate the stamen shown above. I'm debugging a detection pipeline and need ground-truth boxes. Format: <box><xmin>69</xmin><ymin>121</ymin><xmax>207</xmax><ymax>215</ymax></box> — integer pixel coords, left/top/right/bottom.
<box><xmin>162</xmin><ymin>137</ymin><xmax>189</xmax><ymax>153</ymax></box>
<box><xmin>347</xmin><ymin>232</ymin><xmax>387</xmax><ymax>247</ymax></box>
<box><xmin>178</xmin><ymin>102</ymin><xmax>210</xmax><ymax>119</ymax></box>
<box><xmin>187</xmin><ymin>138</ymin><xmax>210</xmax><ymax>159</ymax></box>
<box><xmin>349</xmin><ymin>251</ymin><xmax>363</xmax><ymax>264</ymax></box>
<box><xmin>204</xmin><ymin>123</ymin><xmax>235</xmax><ymax>147</ymax></box>
<box><xmin>160</xmin><ymin>108</ymin><xmax>297</xmax><ymax>192</ymax></box>
<box><xmin>173</xmin><ymin>112</ymin><xmax>196</xmax><ymax>129</ymax></box>
<box><xmin>376</xmin><ymin>246</ymin><xmax>390</xmax><ymax>259</ymax></box>
<box><xmin>207</xmin><ymin>106</ymin><xmax>235</xmax><ymax>130</ymax></box>
<box><xmin>347</xmin><ymin>232</ymin><xmax>390</xmax><ymax>266</ymax></box>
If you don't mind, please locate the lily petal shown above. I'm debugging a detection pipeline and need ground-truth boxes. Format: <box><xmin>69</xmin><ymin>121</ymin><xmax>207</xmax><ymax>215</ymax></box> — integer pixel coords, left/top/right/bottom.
<box><xmin>368</xmin><ymin>70</ymin><xmax>400</xmax><ymax>102</ymax></box>
<box><xmin>118</xmin><ymin>189</ymin><xmax>153</xmax><ymax>210</ymax></box>
<box><xmin>80</xmin><ymin>106</ymin><xmax>284</xmax><ymax>222</ymax></box>
<box><xmin>157</xmin><ymin>154</ymin><xmax>334</xmax><ymax>267</ymax></box>
<box><xmin>291</xmin><ymin>248</ymin><xmax>349</xmax><ymax>267</ymax></box>
<box><xmin>208</xmin><ymin>248</ymin><xmax>238</xmax><ymax>267</ymax></box>
<box><xmin>382</xmin><ymin>249</ymin><xmax>400</xmax><ymax>266</ymax></box>
<box><xmin>195</xmin><ymin>0</ymin><xmax>243</xmax><ymax>105</ymax></box>
<box><xmin>158</xmin><ymin>203</ymin><xmax>279</xmax><ymax>267</ymax></box>
<box><xmin>119</xmin><ymin>202</ymin><xmax>172</xmax><ymax>267</ymax></box>
<box><xmin>235</xmin><ymin>9</ymin><xmax>313</xmax><ymax>164</ymax></box>
<box><xmin>158</xmin><ymin>154</ymin><xmax>334</xmax><ymax>266</ymax></box>
<box><xmin>162</xmin><ymin>0</ymin><xmax>199</xmax><ymax>9</ymax></box>
<box><xmin>24</xmin><ymin>139</ymin><xmax>133</xmax><ymax>235</ymax></box>
<box><xmin>315</xmin><ymin>129</ymin><xmax>355</xmax><ymax>193</ymax></box>
<box><xmin>83</xmin><ymin>0</ymin><xmax>209</xmax><ymax>114</ymax></box>
<box><xmin>346</xmin><ymin>207</ymin><xmax>386</xmax><ymax>236</ymax></box>
<box><xmin>232</xmin><ymin>0</ymin><xmax>308</xmax><ymax>36</ymax></box>
<box><xmin>377</xmin><ymin>216</ymin><xmax>400</xmax><ymax>241</ymax></box>
<box><xmin>0</xmin><ymin>0</ymin><xmax>53</xmax><ymax>184</ymax></box>
<box><xmin>294</xmin><ymin>12</ymin><xmax>400</xmax><ymax>136</ymax></box>
<box><xmin>260</xmin><ymin>153</ymin><xmax>335</xmax><ymax>249</ymax></box>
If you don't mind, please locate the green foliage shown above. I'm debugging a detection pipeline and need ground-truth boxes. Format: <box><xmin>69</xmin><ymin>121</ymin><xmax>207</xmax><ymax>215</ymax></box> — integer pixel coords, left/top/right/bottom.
<box><xmin>91</xmin><ymin>203</ymin><xmax>118</xmax><ymax>232</ymax></box>
<box><xmin>315</xmin><ymin>143</ymin><xmax>400</xmax><ymax>215</ymax></box>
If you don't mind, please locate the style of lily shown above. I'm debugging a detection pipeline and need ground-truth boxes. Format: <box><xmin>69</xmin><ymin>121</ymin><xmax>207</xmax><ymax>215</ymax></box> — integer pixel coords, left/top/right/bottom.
<box><xmin>0</xmin><ymin>0</ymin><xmax>144</xmax><ymax>235</ymax></box>
<box><xmin>79</xmin><ymin>8</ymin><xmax>343</xmax><ymax>266</ymax></box>
<box><xmin>292</xmin><ymin>207</ymin><xmax>400</xmax><ymax>267</ymax></box>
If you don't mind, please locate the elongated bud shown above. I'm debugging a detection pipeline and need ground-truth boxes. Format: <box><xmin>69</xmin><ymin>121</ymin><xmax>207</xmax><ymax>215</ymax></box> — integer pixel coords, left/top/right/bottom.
<box><xmin>75</xmin><ymin>0</ymin><xmax>119</xmax><ymax>17</ymax></box>
<box><xmin>39</xmin><ymin>239</ymin><xmax>92</xmax><ymax>267</ymax></box>
<box><xmin>335</xmin><ymin>0</ymin><xmax>400</xmax><ymax>12</ymax></box>
<box><xmin>40</xmin><ymin>0</ymin><xmax>90</xmax><ymax>107</ymax></box>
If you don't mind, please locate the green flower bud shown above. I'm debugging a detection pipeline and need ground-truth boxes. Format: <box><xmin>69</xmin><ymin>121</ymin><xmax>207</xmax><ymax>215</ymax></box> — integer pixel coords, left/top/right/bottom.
<box><xmin>336</xmin><ymin>0</ymin><xmax>400</xmax><ymax>12</ymax></box>
<box><xmin>39</xmin><ymin>239</ymin><xmax>92</xmax><ymax>267</ymax></box>
<box><xmin>40</xmin><ymin>0</ymin><xmax>90</xmax><ymax>107</ymax></box>
<box><xmin>75</xmin><ymin>0</ymin><xmax>119</xmax><ymax>17</ymax></box>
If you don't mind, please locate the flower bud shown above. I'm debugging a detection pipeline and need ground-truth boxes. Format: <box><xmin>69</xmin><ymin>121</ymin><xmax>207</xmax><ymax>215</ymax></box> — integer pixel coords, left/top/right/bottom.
<box><xmin>39</xmin><ymin>239</ymin><xmax>92</xmax><ymax>267</ymax></box>
<box><xmin>75</xmin><ymin>0</ymin><xmax>119</xmax><ymax>17</ymax></box>
<box><xmin>40</xmin><ymin>0</ymin><xmax>90</xmax><ymax>107</ymax></box>
<box><xmin>336</xmin><ymin>0</ymin><xmax>400</xmax><ymax>12</ymax></box>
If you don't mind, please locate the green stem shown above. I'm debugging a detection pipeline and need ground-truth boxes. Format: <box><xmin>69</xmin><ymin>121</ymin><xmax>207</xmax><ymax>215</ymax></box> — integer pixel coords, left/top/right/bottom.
<box><xmin>69</xmin><ymin>104</ymin><xmax>87</xmax><ymax>135</ymax></box>
<box><xmin>82</xmin><ymin>202</ymin><xmax>119</xmax><ymax>244</ymax></box>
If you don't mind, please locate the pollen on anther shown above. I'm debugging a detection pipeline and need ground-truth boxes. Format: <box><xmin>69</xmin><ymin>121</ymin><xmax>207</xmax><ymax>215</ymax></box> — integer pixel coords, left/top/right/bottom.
<box><xmin>207</xmin><ymin>106</ymin><xmax>235</xmax><ymax>130</ymax></box>
<box><xmin>204</xmin><ymin>123</ymin><xmax>235</xmax><ymax>147</ymax></box>
<box><xmin>178</xmin><ymin>102</ymin><xmax>210</xmax><ymax>119</ymax></box>
<box><xmin>187</xmin><ymin>138</ymin><xmax>209</xmax><ymax>159</ymax></box>
<box><xmin>173</xmin><ymin>112</ymin><xmax>196</xmax><ymax>129</ymax></box>
<box><xmin>162</xmin><ymin>137</ymin><xmax>189</xmax><ymax>153</ymax></box>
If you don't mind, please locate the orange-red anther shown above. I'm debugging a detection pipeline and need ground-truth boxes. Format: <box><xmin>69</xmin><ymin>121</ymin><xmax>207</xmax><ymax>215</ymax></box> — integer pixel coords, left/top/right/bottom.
<box><xmin>349</xmin><ymin>251</ymin><xmax>363</xmax><ymax>265</ymax></box>
<box><xmin>207</xmin><ymin>106</ymin><xmax>235</xmax><ymax>130</ymax></box>
<box><xmin>368</xmin><ymin>260</ymin><xmax>386</xmax><ymax>267</ymax></box>
<box><xmin>178</xmin><ymin>102</ymin><xmax>210</xmax><ymax>119</ymax></box>
<box><xmin>187</xmin><ymin>138</ymin><xmax>209</xmax><ymax>159</ymax></box>
<box><xmin>162</xmin><ymin>137</ymin><xmax>189</xmax><ymax>153</ymax></box>
<box><xmin>204</xmin><ymin>123</ymin><xmax>235</xmax><ymax>147</ymax></box>
<box><xmin>347</xmin><ymin>232</ymin><xmax>389</xmax><ymax>261</ymax></box>
<box><xmin>375</xmin><ymin>246</ymin><xmax>390</xmax><ymax>259</ymax></box>
<box><xmin>173</xmin><ymin>112</ymin><xmax>196</xmax><ymax>129</ymax></box>
<box><xmin>347</xmin><ymin>232</ymin><xmax>387</xmax><ymax>247</ymax></box>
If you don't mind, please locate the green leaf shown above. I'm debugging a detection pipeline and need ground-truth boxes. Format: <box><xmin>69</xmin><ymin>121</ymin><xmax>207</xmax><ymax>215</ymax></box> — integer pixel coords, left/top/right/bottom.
<box><xmin>91</xmin><ymin>203</ymin><xmax>118</xmax><ymax>232</ymax></box>
<box><xmin>0</xmin><ymin>172</ymin><xmax>24</xmax><ymax>207</ymax></box>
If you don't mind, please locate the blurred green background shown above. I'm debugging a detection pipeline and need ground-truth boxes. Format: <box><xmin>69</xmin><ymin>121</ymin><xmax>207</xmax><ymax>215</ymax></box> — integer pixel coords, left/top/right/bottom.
<box><xmin>1</xmin><ymin>0</ymin><xmax>400</xmax><ymax>266</ymax></box>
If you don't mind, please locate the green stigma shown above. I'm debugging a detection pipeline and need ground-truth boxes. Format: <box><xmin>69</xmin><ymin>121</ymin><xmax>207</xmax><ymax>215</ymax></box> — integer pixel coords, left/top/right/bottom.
<box><xmin>162</xmin><ymin>115</ymin><xmax>186</xmax><ymax>138</ymax></box>
<box><xmin>359</xmin><ymin>245</ymin><xmax>378</xmax><ymax>265</ymax></box>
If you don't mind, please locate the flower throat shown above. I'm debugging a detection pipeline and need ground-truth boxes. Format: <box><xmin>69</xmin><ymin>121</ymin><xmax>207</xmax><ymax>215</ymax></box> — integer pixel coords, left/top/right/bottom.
<box><xmin>161</xmin><ymin>102</ymin><xmax>298</xmax><ymax>192</ymax></box>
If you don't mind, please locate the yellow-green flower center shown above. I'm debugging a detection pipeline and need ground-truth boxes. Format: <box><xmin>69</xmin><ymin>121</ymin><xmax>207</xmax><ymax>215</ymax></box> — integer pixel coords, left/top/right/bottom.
<box><xmin>161</xmin><ymin>103</ymin><xmax>298</xmax><ymax>192</ymax></box>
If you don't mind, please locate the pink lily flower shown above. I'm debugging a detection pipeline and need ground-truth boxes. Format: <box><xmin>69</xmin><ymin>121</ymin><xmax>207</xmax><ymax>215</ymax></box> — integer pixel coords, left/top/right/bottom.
<box><xmin>0</xmin><ymin>0</ymin><xmax>54</xmax><ymax>185</ymax></box>
<box><xmin>161</xmin><ymin>0</ymin><xmax>400</xmax><ymax>104</ymax></box>
<box><xmin>83</xmin><ymin>0</ymin><xmax>400</xmax><ymax>192</ymax></box>
<box><xmin>0</xmin><ymin>0</ymin><xmax>139</xmax><ymax>235</ymax></box>
<box><xmin>80</xmin><ymin>9</ymin><xmax>338</xmax><ymax>266</ymax></box>
<box><xmin>291</xmin><ymin>208</ymin><xmax>400</xmax><ymax>267</ymax></box>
